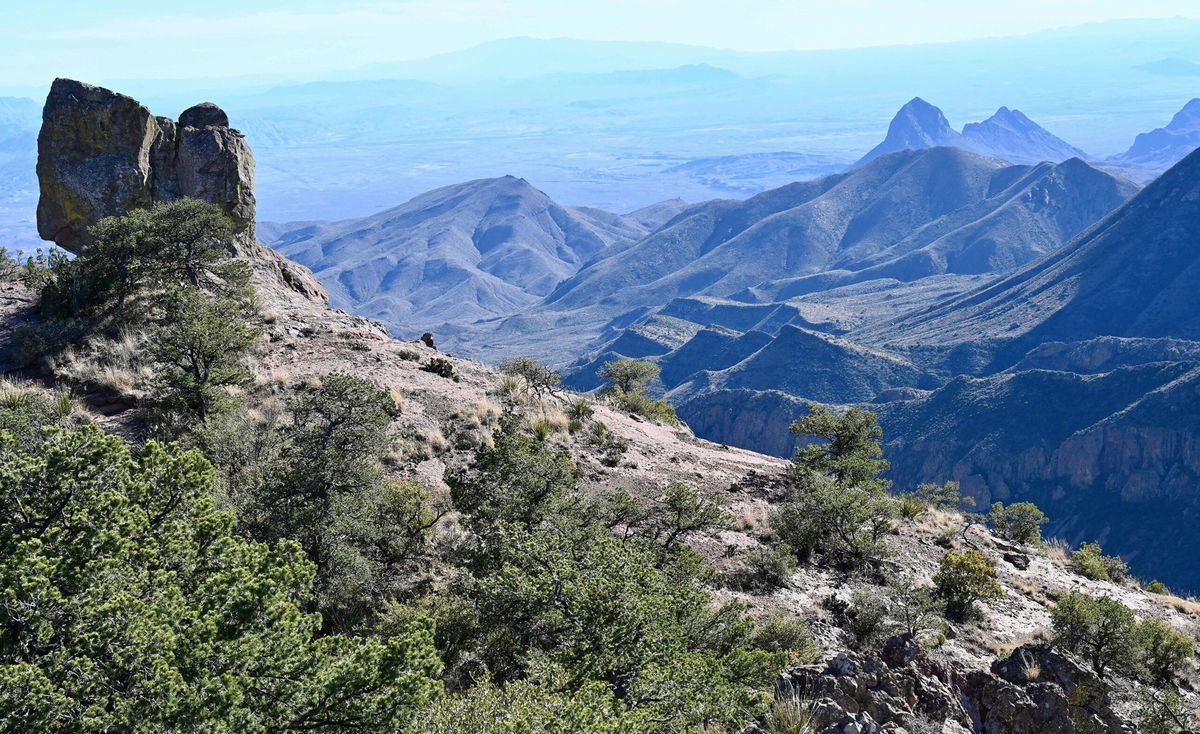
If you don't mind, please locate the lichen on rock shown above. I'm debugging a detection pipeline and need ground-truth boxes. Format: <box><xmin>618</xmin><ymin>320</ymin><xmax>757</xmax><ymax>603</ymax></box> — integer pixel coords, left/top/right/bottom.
<box><xmin>36</xmin><ymin>78</ymin><xmax>255</xmax><ymax>252</ymax></box>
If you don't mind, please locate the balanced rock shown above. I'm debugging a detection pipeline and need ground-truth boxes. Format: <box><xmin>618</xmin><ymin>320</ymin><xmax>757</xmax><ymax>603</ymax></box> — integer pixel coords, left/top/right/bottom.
<box><xmin>179</xmin><ymin>102</ymin><xmax>230</xmax><ymax>129</ymax></box>
<box><xmin>36</xmin><ymin>78</ymin><xmax>255</xmax><ymax>252</ymax></box>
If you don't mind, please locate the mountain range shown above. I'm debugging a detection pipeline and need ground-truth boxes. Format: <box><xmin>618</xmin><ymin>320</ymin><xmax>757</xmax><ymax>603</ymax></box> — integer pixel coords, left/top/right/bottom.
<box><xmin>260</xmin><ymin>127</ymin><xmax>1200</xmax><ymax>589</ymax></box>
<box><xmin>857</xmin><ymin>98</ymin><xmax>1088</xmax><ymax>165</ymax></box>
<box><xmin>267</xmin><ymin>176</ymin><xmax>677</xmax><ymax>325</ymax></box>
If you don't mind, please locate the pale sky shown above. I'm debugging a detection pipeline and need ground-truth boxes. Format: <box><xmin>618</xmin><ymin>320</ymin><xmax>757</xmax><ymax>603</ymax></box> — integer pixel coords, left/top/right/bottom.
<box><xmin>4</xmin><ymin>0</ymin><xmax>1200</xmax><ymax>86</ymax></box>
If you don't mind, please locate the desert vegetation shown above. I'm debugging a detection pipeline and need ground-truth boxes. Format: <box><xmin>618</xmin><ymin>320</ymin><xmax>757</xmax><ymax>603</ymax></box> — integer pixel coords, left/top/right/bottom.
<box><xmin>2</xmin><ymin>201</ymin><xmax>1198</xmax><ymax>732</ymax></box>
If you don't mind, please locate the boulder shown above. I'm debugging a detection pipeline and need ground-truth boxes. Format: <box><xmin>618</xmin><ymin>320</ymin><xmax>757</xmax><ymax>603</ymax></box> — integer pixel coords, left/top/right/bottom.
<box><xmin>36</xmin><ymin>78</ymin><xmax>255</xmax><ymax>252</ymax></box>
<box><xmin>179</xmin><ymin>102</ymin><xmax>230</xmax><ymax>129</ymax></box>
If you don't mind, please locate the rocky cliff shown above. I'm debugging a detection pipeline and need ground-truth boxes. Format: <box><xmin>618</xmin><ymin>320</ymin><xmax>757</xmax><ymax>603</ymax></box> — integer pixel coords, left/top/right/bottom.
<box><xmin>35</xmin><ymin>78</ymin><xmax>324</xmax><ymax>302</ymax></box>
<box><xmin>37</xmin><ymin>79</ymin><xmax>254</xmax><ymax>251</ymax></box>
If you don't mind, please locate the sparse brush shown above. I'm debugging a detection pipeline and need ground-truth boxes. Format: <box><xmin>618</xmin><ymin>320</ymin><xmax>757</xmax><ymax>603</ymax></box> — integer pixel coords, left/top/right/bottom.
<box><xmin>424</xmin><ymin>427</ymin><xmax>450</xmax><ymax>454</ymax></box>
<box><xmin>530</xmin><ymin>418</ymin><xmax>555</xmax><ymax>442</ymax></box>
<box><xmin>52</xmin><ymin>389</ymin><xmax>74</xmax><ymax>419</ymax></box>
<box><xmin>1042</xmin><ymin>536</ymin><xmax>1070</xmax><ymax>561</ymax></box>
<box><xmin>762</xmin><ymin>692</ymin><xmax>819</xmax><ymax>734</ymax></box>
<box><xmin>421</xmin><ymin>357</ymin><xmax>457</xmax><ymax>380</ymax></box>
<box><xmin>565</xmin><ymin>397</ymin><xmax>594</xmax><ymax>421</ymax></box>
<box><xmin>396</xmin><ymin>349</ymin><xmax>421</xmax><ymax>361</ymax></box>
<box><xmin>898</xmin><ymin>495</ymin><xmax>927</xmax><ymax>520</ymax></box>
<box><xmin>0</xmin><ymin>381</ymin><xmax>37</xmax><ymax>411</ymax></box>
<box><xmin>473</xmin><ymin>398</ymin><xmax>502</xmax><ymax>423</ymax></box>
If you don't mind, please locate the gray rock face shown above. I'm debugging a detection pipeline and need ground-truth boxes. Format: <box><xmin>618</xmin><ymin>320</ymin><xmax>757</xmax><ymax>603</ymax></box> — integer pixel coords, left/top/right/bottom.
<box><xmin>36</xmin><ymin>78</ymin><xmax>255</xmax><ymax>252</ymax></box>
<box><xmin>774</xmin><ymin>641</ymin><xmax>1132</xmax><ymax>734</ymax></box>
<box><xmin>179</xmin><ymin>102</ymin><xmax>230</xmax><ymax>129</ymax></box>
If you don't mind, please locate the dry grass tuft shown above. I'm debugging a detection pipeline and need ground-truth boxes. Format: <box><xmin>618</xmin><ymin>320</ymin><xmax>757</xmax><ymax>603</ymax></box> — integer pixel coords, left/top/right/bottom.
<box><xmin>735</xmin><ymin>504</ymin><xmax>769</xmax><ymax>533</ymax></box>
<box><xmin>1042</xmin><ymin>537</ymin><xmax>1070</xmax><ymax>562</ymax></box>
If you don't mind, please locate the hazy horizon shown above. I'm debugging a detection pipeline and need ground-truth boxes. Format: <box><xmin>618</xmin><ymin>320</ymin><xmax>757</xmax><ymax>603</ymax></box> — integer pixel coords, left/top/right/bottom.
<box><xmin>3</xmin><ymin>2</ymin><xmax>1200</xmax><ymax>88</ymax></box>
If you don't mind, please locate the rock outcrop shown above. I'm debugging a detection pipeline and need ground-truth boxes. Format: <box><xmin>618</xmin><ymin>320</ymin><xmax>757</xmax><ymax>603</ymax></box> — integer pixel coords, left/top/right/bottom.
<box><xmin>36</xmin><ymin>78</ymin><xmax>255</xmax><ymax>252</ymax></box>
<box><xmin>35</xmin><ymin>78</ymin><xmax>326</xmax><ymax>304</ymax></box>
<box><xmin>772</xmin><ymin>640</ymin><xmax>1133</xmax><ymax>734</ymax></box>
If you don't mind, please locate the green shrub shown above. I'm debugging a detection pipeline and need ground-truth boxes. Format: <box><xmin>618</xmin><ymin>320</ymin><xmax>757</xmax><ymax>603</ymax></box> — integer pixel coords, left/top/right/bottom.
<box><xmin>596</xmin><ymin>358</ymin><xmax>660</xmax><ymax>393</ymax></box>
<box><xmin>1069</xmin><ymin>541</ymin><xmax>1129</xmax><ymax>582</ymax></box>
<box><xmin>1051</xmin><ymin>591</ymin><xmax>1137</xmax><ymax>679</ymax></box>
<box><xmin>1135</xmin><ymin>617</ymin><xmax>1195</xmax><ymax>685</ymax></box>
<box><xmin>898</xmin><ymin>495</ymin><xmax>927</xmax><ymax>520</ymax></box>
<box><xmin>749</xmin><ymin>611</ymin><xmax>821</xmax><ymax>664</ymax></box>
<box><xmin>566</xmin><ymin>397</ymin><xmax>594</xmax><ymax>421</ymax></box>
<box><xmin>147</xmin><ymin>288</ymin><xmax>260</xmax><ymax>426</ymax></box>
<box><xmin>988</xmin><ymin>501</ymin><xmax>1048</xmax><ymax>545</ymax></box>
<box><xmin>914</xmin><ymin>480</ymin><xmax>973</xmax><ymax>511</ymax></box>
<box><xmin>421</xmin><ymin>357</ymin><xmax>457</xmax><ymax>379</ymax></box>
<box><xmin>607</xmin><ymin>387</ymin><xmax>679</xmax><ymax>425</ymax></box>
<box><xmin>771</xmin><ymin>474</ymin><xmax>897</xmax><ymax>569</ymax></box>
<box><xmin>34</xmin><ymin>199</ymin><xmax>249</xmax><ymax>327</ymax></box>
<box><xmin>0</xmin><ymin>426</ymin><xmax>442</xmax><ymax>731</ymax></box>
<box><xmin>790</xmin><ymin>405</ymin><xmax>891</xmax><ymax>494</ymax></box>
<box><xmin>396</xmin><ymin>349</ymin><xmax>421</xmax><ymax>361</ymax></box>
<box><xmin>1145</xmin><ymin>580</ymin><xmax>1170</xmax><ymax>594</ymax></box>
<box><xmin>1135</xmin><ymin>685</ymin><xmax>1194</xmax><ymax>734</ymax></box>
<box><xmin>421</xmin><ymin>678</ymin><xmax>652</xmax><ymax>734</ymax></box>
<box><xmin>888</xmin><ymin>579</ymin><xmax>943</xmax><ymax>638</ymax></box>
<box><xmin>933</xmin><ymin>550</ymin><xmax>1002</xmax><ymax>621</ymax></box>
<box><xmin>738</xmin><ymin>543</ymin><xmax>798</xmax><ymax>591</ymax></box>
<box><xmin>498</xmin><ymin>356</ymin><xmax>561</xmax><ymax>400</ymax></box>
<box><xmin>846</xmin><ymin>590</ymin><xmax>891</xmax><ymax>649</ymax></box>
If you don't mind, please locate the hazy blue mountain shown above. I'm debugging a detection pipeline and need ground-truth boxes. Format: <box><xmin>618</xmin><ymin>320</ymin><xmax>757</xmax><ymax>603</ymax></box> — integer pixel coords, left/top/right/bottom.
<box><xmin>961</xmin><ymin>106</ymin><xmax>1089</xmax><ymax>164</ymax></box>
<box><xmin>264</xmin><ymin>176</ymin><xmax>650</xmax><ymax>330</ymax></box>
<box><xmin>542</xmin><ymin>147</ymin><xmax>1135</xmax><ymax>318</ymax></box>
<box><xmin>857</xmin><ymin>98</ymin><xmax>965</xmax><ymax>164</ymax></box>
<box><xmin>1134</xmin><ymin>58</ymin><xmax>1200</xmax><ymax>76</ymax></box>
<box><xmin>1106</xmin><ymin>98</ymin><xmax>1200</xmax><ymax>182</ymax></box>
<box><xmin>4</xmin><ymin>20</ymin><xmax>1200</xmax><ymax>231</ymax></box>
<box><xmin>863</xmin><ymin>147</ymin><xmax>1200</xmax><ymax>368</ymax></box>
<box><xmin>859</xmin><ymin>98</ymin><xmax>1088</xmax><ymax>166</ymax></box>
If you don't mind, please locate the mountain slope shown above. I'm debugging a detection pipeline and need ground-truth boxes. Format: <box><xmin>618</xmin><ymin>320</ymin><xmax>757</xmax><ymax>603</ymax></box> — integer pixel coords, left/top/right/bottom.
<box><xmin>961</xmin><ymin>106</ymin><xmax>1089</xmax><ymax>165</ymax></box>
<box><xmin>266</xmin><ymin>176</ymin><xmax>649</xmax><ymax>332</ymax></box>
<box><xmin>544</xmin><ymin>147</ymin><xmax>1136</xmax><ymax>316</ymax></box>
<box><xmin>1106</xmin><ymin>98</ymin><xmax>1200</xmax><ymax>182</ymax></box>
<box><xmin>865</xmin><ymin>147</ymin><xmax>1200</xmax><ymax>365</ymax></box>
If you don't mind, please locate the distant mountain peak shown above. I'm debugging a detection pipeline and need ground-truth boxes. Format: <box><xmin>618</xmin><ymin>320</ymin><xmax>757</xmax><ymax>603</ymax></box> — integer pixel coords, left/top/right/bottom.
<box><xmin>856</xmin><ymin>98</ymin><xmax>962</xmax><ymax>164</ymax></box>
<box><xmin>858</xmin><ymin>98</ymin><xmax>1088</xmax><ymax>167</ymax></box>
<box><xmin>1107</xmin><ymin>97</ymin><xmax>1200</xmax><ymax>179</ymax></box>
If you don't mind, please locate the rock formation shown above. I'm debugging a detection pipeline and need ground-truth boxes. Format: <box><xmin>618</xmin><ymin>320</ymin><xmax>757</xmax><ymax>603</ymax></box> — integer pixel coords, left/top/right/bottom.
<box><xmin>35</xmin><ymin>78</ymin><xmax>326</xmax><ymax>303</ymax></box>
<box><xmin>36</xmin><ymin>78</ymin><xmax>255</xmax><ymax>252</ymax></box>
<box><xmin>773</xmin><ymin>640</ymin><xmax>1134</xmax><ymax>734</ymax></box>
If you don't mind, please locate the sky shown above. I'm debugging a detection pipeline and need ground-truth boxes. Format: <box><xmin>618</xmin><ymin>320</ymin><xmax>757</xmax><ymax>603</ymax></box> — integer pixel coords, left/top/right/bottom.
<box><xmin>3</xmin><ymin>0</ymin><xmax>1200</xmax><ymax>87</ymax></box>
